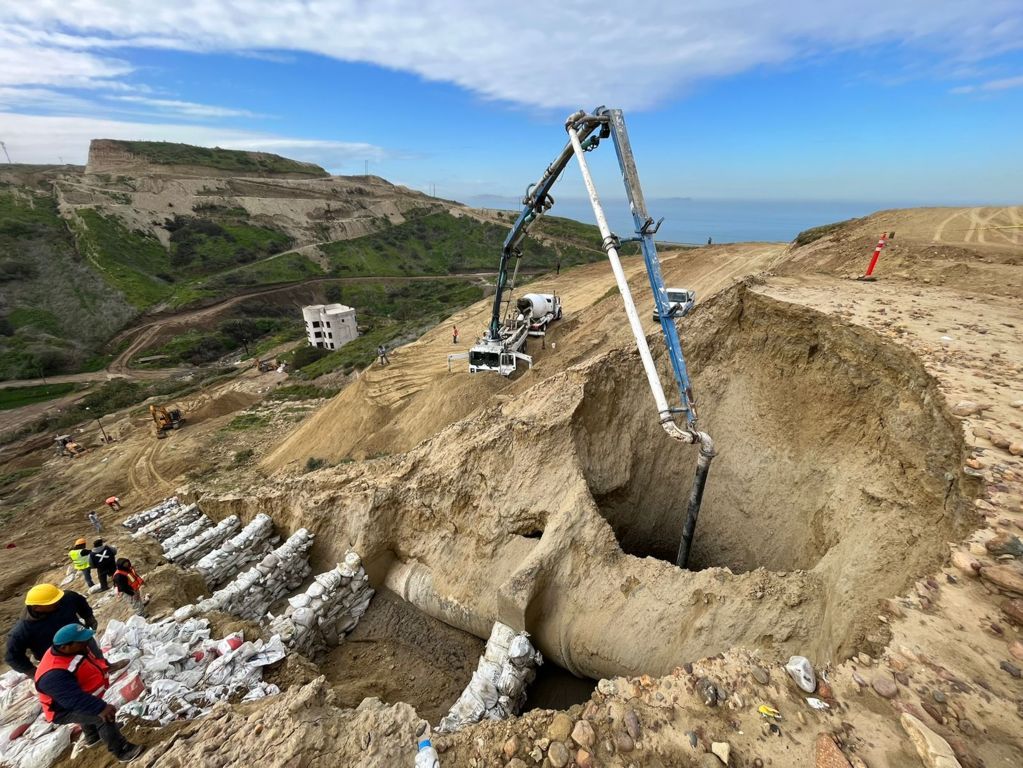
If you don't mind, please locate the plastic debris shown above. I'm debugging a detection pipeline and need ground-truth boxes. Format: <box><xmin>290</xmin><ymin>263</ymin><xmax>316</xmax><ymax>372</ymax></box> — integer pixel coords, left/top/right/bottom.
<box><xmin>806</xmin><ymin>697</ymin><xmax>830</xmax><ymax>710</ymax></box>
<box><xmin>437</xmin><ymin>622</ymin><xmax>542</xmax><ymax>733</ymax></box>
<box><xmin>784</xmin><ymin>655</ymin><xmax>817</xmax><ymax>693</ymax></box>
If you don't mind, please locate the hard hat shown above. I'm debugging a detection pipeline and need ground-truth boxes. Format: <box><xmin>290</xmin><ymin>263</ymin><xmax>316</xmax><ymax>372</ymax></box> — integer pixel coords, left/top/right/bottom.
<box><xmin>74</xmin><ymin>538</ymin><xmax>87</xmax><ymax>547</ymax></box>
<box><xmin>25</xmin><ymin>584</ymin><xmax>65</xmax><ymax>606</ymax></box>
<box><xmin>53</xmin><ymin>624</ymin><xmax>94</xmax><ymax>646</ymax></box>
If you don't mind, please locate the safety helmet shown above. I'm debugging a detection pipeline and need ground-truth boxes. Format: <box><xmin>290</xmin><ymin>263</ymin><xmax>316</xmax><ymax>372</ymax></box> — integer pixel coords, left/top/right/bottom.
<box><xmin>73</xmin><ymin>538</ymin><xmax>86</xmax><ymax>547</ymax></box>
<box><xmin>25</xmin><ymin>584</ymin><xmax>65</xmax><ymax>606</ymax></box>
<box><xmin>53</xmin><ymin>624</ymin><xmax>94</xmax><ymax>646</ymax></box>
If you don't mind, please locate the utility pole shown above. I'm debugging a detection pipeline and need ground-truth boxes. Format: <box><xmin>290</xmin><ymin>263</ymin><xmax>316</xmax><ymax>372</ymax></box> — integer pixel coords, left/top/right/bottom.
<box><xmin>0</xmin><ymin>142</ymin><xmax>11</xmax><ymax>164</ymax></box>
<box><xmin>364</xmin><ymin>160</ymin><xmax>369</xmax><ymax>176</ymax></box>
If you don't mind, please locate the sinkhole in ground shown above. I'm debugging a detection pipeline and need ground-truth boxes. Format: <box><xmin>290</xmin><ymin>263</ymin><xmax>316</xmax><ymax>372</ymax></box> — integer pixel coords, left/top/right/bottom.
<box><xmin>573</xmin><ymin>289</ymin><xmax>975</xmax><ymax>655</ymax></box>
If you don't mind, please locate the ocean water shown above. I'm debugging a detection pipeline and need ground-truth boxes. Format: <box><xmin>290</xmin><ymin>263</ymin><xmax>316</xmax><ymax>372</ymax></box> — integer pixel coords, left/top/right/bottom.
<box><xmin>463</xmin><ymin>196</ymin><xmax>904</xmax><ymax>245</ymax></box>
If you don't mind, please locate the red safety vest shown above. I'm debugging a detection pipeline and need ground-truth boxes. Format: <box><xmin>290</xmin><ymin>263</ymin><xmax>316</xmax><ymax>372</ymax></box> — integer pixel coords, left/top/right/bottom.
<box><xmin>114</xmin><ymin>567</ymin><xmax>143</xmax><ymax>593</ymax></box>
<box><xmin>34</xmin><ymin>648</ymin><xmax>109</xmax><ymax>721</ymax></box>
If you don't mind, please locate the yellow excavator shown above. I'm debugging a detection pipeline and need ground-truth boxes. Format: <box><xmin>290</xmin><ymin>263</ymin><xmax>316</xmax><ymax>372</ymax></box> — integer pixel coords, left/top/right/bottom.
<box><xmin>150</xmin><ymin>405</ymin><xmax>184</xmax><ymax>438</ymax></box>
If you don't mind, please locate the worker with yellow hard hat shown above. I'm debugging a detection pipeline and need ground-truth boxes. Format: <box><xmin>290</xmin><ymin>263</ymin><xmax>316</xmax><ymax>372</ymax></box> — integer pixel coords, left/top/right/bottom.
<box><xmin>4</xmin><ymin>583</ymin><xmax>103</xmax><ymax>677</ymax></box>
<box><xmin>68</xmin><ymin>538</ymin><xmax>95</xmax><ymax>589</ymax></box>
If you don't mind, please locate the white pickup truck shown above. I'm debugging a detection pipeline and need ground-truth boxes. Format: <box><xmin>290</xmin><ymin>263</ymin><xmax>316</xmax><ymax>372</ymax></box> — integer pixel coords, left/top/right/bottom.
<box><xmin>652</xmin><ymin>288</ymin><xmax>696</xmax><ymax>321</ymax></box>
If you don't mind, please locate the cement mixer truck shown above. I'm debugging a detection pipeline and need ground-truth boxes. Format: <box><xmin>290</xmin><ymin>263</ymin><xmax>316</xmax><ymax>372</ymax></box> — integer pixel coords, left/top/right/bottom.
<box><xmin>465</xmin><ymin>292</ymin><xmax>561</xmax><ymax>375</ymax></box>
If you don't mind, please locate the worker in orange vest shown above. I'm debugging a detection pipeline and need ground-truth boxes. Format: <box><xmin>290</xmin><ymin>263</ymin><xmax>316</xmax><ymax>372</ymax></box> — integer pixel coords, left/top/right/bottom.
<box><xmin>112</xmin><ymin>559</ymin><xmax>146</xmax><ymax>617</ymax></box>
<box><xmin>34</xmin><ymin>624</ymin><xmax>141</xmax><ymax>761</ymax></box>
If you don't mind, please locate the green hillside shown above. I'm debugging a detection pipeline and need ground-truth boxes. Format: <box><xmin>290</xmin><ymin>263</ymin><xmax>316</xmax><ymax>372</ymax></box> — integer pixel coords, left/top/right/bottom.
<box><xmin>0</xmin><ymin>190</ymin><xmax>135</xmax><ymax>380</ymax></box>
<box><xmin>100</xmin><ymin>140</ymin><xmax>328</xmax><ymax>177</ymax></box>
<box><xmin>0</xmin><ymin>169</ymin><xmax>622</xmax><ymax>382</ymax></box>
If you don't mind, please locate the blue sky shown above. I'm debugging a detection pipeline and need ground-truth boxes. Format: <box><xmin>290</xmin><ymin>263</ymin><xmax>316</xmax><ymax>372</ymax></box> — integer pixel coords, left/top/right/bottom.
<box><xmin>1</xmin><ymin>2</ymin><xmax>1021</xmax><ymax>204</ymax></box>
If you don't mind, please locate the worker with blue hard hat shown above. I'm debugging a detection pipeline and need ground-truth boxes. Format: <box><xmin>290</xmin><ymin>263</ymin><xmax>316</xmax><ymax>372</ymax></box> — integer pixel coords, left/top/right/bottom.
<box><xmin>34</xmin><ymin>624</ymin><xmax>141</xmax><ymax>762</ymax></box>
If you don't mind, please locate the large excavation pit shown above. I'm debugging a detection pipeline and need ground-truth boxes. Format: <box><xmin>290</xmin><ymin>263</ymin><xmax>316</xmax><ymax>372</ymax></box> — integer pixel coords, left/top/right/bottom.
<box><xmin>571</xmin><ymin>288</ymin><xmax>974</xmax><ymax>661</ymax></box>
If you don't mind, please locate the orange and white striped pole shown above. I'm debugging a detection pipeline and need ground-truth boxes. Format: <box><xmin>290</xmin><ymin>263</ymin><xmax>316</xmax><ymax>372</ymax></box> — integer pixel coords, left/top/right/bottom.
<box><xmin>863</xmin><ymin>232</ymin><xmax>888</xmax><ymax>277</ymax></box>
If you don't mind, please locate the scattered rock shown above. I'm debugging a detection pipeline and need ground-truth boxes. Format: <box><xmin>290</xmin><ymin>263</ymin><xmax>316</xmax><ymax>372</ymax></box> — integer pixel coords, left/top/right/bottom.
<box><xmin>872</xmin><ymin>673</ymin><xmax>898</xmax><ymax>699</ymax></box>
<box><xmin>503</xmin><ymin>736</ymin><xmax>520</xmax><ymax>759</ymax></box>
<box><xmin>989</xmin><ymin>434</ymin><xmax>1012</xmax><ymax>449</ymax></box>
<box><xmin>1010</xmin><ymin>442</ymin><xmax>1023</xmax><ymax>456</ymax></box>
<box><xmin>815</xmin><ymin>733</ymin><xmax>852</xmax><ymax>768</ymax></box>
<box><xmin>785</xmin><ymin>655</ymin><xmax>817</xmax><ymax>692</ymax></box>
<box><xmin>571</xmin><ymin>720</ymin><xmax>595</xmax><ymax>749</ymax></box>
<box><xmin>999</xmin><ymin>660</ymin><xmax>1022</xmax><ymax>679</ymax></box>
<box><xmin>921</xmin><ymin>701</ymin><xmax>945</xmax><ymax>725</ymax></box>
<box><xmin>966</xmin><ymin>458</ymin><xmax>983</xmax><ymax>470</ymax></box>
<box><xmin>575</xmin><ymin>748</ymin><xmax>593</xmax><ymax>768</ymax></box>
<box><xmin>614</xmin><ymin>731</ymin><xmax>634</xmax><ymax>753</ymax></box>
<box><xmin>547</xmin><ymin>741</ymin><xmax>570</xmax><ymax>768</ymax></box>
<box><xmin>624</xmin><ymin>707</ymin><xmax>641</xmax><ymax>740</ymax></box>
<box><xmin>699</xmin><ymin>677</ymin><xmax>718</xmax><ymax>706</ymax></box>
<box><xmin>950</xmin><ymin>550</ymin><xmax>981</xmax><ymax>577</ymax></box>
<box><xmin>548</xmin><ymin>714</ymin><xmax>573</xmax><ymax>743</ymax></box>
<box><xmin>901</xmin><ymin>712</ymin><xmax>963</xmax><ymax>768</ymax></box>
<box><xmin>951</xmin><ymin>401</ymin><xmax>992</xmax><ymax>417</ymax></box>
<box><xmin>711</xmin><ymin>741</ymin><xmax>731</xmax><ymax>765</ymax></box>
<box><xmin>986</xmin><ymin>533</ymin><xmax>1023</xmax><ymax>558</ymax></box>
<box><xmin>751</xmin><ymin>666</ymin><xmax>770</xmax><ymax>685</ymax></box>
<box><xmin>1009</xmin><ymin>640</ymin><xmax>1023</xmax><ymax>661</ymax></box>
<box><xmin>817</xmin><ymin>681</ymin><xmax>834</xmax><ymax>699</ymax></box>
<box><xmin>931</xmin><ymin>690</ymin><xmax>947</xmax><ymax>704</ymax></box>
<box><xmin>1002</xmin><ymin>599</ymin><xmax>1023</xmax><ymax>625</ymax></box>
<box><xmin>857</xmin><ymin>653</ymin><xmax>872</xmax><ymax>666</ymax></box>
<box><xmin>980</xmin><ymin>564</ymin><xmax>1023</xmax><ymax>596</ymax></box>
<box><xmin>507</xmin><ymin>760</ymin><xmax>527</xmax><ymax>768</ymax></box>
<box><xmin>699</xmin><ymin>755</ymin><xmax>724</xmax><ymax>768</ymax></box>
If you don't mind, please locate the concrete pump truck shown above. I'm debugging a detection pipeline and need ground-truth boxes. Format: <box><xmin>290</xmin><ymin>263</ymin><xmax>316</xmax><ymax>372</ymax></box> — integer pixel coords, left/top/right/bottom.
<box><xmin>465</xmin><ymin>107</ymin><xmax>716</xmax><ymax>568</ymax></box>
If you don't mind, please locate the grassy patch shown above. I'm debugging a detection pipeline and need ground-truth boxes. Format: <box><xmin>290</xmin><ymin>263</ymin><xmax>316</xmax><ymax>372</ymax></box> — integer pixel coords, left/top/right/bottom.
<box><xmin>322</xmin><ymin>211</ymin><xmax>609</xmax><ymax>277</ymax></box>
<box><xmin>0</xmin><ymin>382</ymin><xmax>77</xmax><ymax>410</ymax></box>
<box><xmin>232</xmin><ymin>448</ymin><xmax>255</xmax><ymax>465</ymax></box>
<box><xmin>224</xmin><ymin>412</ymin><xmax>270</xmax><ymax>431</ymax></box>
<box><xmin>267</xmin><ymin>384</ymin><xmax>340</xmax><ymax>401</ymax></box>
<box><xmin>8</xmin><ymin>308</ymin><xmax>62</xmax><ymax>336</ymax></box>
<box><xmin>167</xmin><ymin>213</ymin><xmax>293</xmax><ymax>274</ymax></box>
<box><xmin>102</xmin><ymin>140</ymin><xmax>328</xmax><ymax>177</ymax></box>
<box><xmin>75</xmin><ymin>208</ymin><xmax>173</xmax><ymax>308</ymax></box>
<box><xmin>793</xmin><ymin>218</ymin><xmax>861</xmax><ymax>247</ymax></box>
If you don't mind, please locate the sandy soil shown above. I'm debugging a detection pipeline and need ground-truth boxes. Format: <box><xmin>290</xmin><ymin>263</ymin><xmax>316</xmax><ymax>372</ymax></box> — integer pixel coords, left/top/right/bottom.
<box><xmin>2</xmin><ymin>204</ymin><xmax>1021</xmax><ymax>768</ymax></box>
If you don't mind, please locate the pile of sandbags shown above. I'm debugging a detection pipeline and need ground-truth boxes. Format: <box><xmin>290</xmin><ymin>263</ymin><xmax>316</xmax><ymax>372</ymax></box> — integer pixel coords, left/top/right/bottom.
<box><xmin>438</xmin><ymin>622</ymin><xmax>543</xmax><ymax>733</ymax></box>
<box><xmin>160</xmin><ymin>514</ymin><xmax>213</xmax><ymax>553</ymax></box>
<box><xmin>193</xmin><ymin>513</ymin><xmax>278</xmax><ymax>589</ymax></box>
<box><xmin>133</xmin><ymin>502</ymin><xmax>202</xmax><ymax>542</ymax></box>
<box><xmin>268</xmin><ymin>551</ymin><xmax>374</xmax><ymax>658</ymax></box>
<box><xmin>165</xmin><ymin>515</ymin><xmax>241</xmax><ymax>567</ymax></box>
<box><xmin>176</xmin><ymin>529</ymin><xmax>314</xmax><ymax>622</ymax></box>
<box><xmin>0</xmin><ymin>671</ymin><xmax>70</xmax><ymax>768</ymax></box>
<box><xmin>121</xmin><ymin>497</ymin><xmax>181</xmax><ymax>532</ymax></box>
<box><xmin>101</xmin><ymin>616</ymin><xmax>284</xmax><ymax>726</ymax></box>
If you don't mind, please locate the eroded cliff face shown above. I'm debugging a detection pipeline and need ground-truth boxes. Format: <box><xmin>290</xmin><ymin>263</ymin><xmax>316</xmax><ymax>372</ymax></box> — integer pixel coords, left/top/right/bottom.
<box><xmin>200</xmin><ymin>284</ymin><xmax>974</xmax><ymax>680</ymax></box>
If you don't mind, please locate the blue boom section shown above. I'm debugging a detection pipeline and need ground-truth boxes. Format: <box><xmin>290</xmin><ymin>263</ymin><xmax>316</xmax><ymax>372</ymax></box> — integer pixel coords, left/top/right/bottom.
<box><xmin>599</xmin><ymin>108</ymin><xmax>698</xmax><ymax>426</ymax></box>
<box><xmin>486</xmin><ymin>123</ymin><xmax>604</xmax><ymax>342</ymax></box>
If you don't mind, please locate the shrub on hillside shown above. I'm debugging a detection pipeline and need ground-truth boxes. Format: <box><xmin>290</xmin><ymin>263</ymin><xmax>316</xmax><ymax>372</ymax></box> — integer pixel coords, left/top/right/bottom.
<box><xmin>291</xmin><ymin>345</ymin><xmax>330</xmax><ymax>370</ymax></box>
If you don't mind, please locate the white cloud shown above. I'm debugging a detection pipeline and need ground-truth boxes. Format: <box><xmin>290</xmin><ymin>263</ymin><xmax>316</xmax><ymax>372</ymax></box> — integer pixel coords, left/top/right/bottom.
<box><xmin>110</xmin><ymin>96</ymin><xmax>262</xmax><ymax>118</ymax></box>
<box><xmin>2</xmin><ymin>2</ymin><xmax>1022</xmax><ymax>109</ymax></box>
<box><xmin>0</xmin><ymin>113</ymin><xmax>389</xmax><ymax>170</ymax></box>
<box><xmin>952</xmin><ymin>73</ymin><xmax>1023</xmax><ymax>94</ymax></box>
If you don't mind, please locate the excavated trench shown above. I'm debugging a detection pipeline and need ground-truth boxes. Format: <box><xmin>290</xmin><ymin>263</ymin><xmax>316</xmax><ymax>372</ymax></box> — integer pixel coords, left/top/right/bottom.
<box><xmin>203</xmin><ymin>285</ymin><xmax>976</xmax><ymax>696</ymax></box>
<box><xmin>573</xmin><ymin>287</ymin><xmax>974</xmax><ymax>658</ymax></box>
